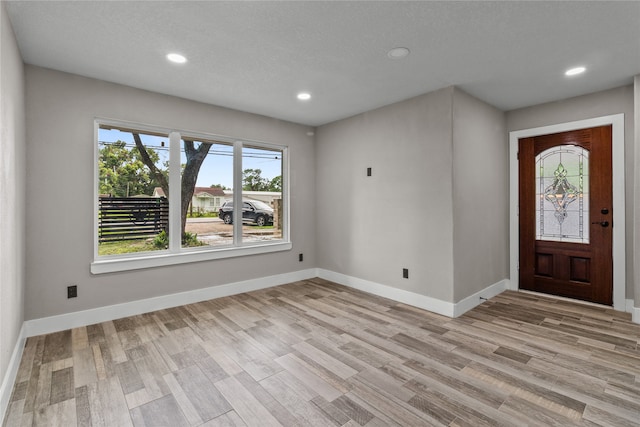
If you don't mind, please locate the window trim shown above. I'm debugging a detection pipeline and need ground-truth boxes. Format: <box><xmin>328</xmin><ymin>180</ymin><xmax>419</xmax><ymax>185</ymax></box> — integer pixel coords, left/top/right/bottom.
<box><xmin>92</xmin><ymin>118</ymin><xmax>291</xmax><ymax>274</ymax></box>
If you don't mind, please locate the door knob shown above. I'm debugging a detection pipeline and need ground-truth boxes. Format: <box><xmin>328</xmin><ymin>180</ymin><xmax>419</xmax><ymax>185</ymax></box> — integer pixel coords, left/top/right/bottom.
<box><xmin>591</xmin><ymin>221</ymin><xmax>609</xmax><ymax>227</ymax></box>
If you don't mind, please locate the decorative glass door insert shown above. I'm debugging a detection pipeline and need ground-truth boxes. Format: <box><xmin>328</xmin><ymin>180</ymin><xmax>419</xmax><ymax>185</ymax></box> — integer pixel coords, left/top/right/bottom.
<box><xmin>535</xmin><ymin>144</ymin><xmax>589</xmax><ymax>243</ymax></box>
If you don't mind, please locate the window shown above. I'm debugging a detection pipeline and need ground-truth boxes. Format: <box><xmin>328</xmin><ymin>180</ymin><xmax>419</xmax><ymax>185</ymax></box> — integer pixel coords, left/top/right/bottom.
<box><xmin>242</xmin><ymin>144</ymin><xmax>283</xmax><ymax>242</ymax></box>
<box><xmin>97</xmin><ymin>128</ymin><xmax>170</xmax><ymax>256</ymax></box>
<box><xmin>93</xmin><ymin>120</ymin><xmax>290</xmax><ymax>274</ymax></box>
<box><xmin>535</xmin><ymin>145</ymin><xmax>589</xmax><ymax>243</ymax></box>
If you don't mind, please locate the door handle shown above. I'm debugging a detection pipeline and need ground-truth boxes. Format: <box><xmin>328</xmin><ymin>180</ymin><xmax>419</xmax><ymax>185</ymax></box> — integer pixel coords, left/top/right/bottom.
<box><xmin>591</xmin><ymin>221</ymin><xmax>609</xmax><ymax>227</ymax></box>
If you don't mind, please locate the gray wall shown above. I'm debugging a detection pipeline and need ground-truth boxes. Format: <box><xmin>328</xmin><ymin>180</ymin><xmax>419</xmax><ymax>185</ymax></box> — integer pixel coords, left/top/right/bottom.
<box><xmin>24</xmin><ymin>66</ymin><xmax>316</xmax><ymax>320</ymax></box>
<box><xmin>0</xmin><ymin>2</ymin><xmax>26</xmax><ymax>390</ymax></box>
<box><xmin>506</xmin><ymin>85</ymin><xmax>635</xmax><ymax>299</ymax></box>
<box><xmin>316</xmin><ymin>88</ymin><xmax>455</xmax><ymax>301</ymax></box>
<box><xmin>316</xmin><ymin>87</ymin><xmax>509</xmax><ymax>304</ymax></box>
<box><xmin>452</xmin><ymin>88</ymin><xmax>508</xmax><ymax>301</ymax></box>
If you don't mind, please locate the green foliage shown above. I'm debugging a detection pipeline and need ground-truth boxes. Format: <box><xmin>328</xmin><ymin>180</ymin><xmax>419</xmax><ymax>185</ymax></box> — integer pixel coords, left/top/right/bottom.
<box><xmin>153</xmin><ymin>230</ymin><xmax>169</xmax><ymax>249</ymax></box>
<box><xmin>99</xmin><ymin>140</ymin><xmax>167</xmax><ymax>197</ymax></box>
<box><xmin>242</xmin><ymin>168</ymin><xmax>282</xmax><ymax>192</ymax></box>
<box><xmin>211</xmin><ymin>183</ymin><xmax>230</xmax><ymax>190</ymax></box>
<box><xmin>268</xmin><ymin>175</ymin><xmax>282</xmax><ymax>192</ymax></box>
<box><xmin>152</xmin><ymin>230</ymin><xmax>203</xmax><ymax>248</ymax></box>
<box><xmin>187</xmin><ymin>211</ymin><xmax>218</xmax><ymax>218</ymax></box>
<box><xmin>182</xmin><ymin>232</ymin><xmax>203</xmax><ymax>247</ymax></box>
<box><xmin>242</xmin><ymin>168</ymin><xmax>268</xmax><ymax>191</ymax></box>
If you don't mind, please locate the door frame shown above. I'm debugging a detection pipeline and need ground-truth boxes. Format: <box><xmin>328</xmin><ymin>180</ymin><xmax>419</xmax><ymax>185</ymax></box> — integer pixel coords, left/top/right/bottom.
<box><xmin>509</xmin><ymin>114</ymin><xmax>625</xmax><ymax>310</ymax></box>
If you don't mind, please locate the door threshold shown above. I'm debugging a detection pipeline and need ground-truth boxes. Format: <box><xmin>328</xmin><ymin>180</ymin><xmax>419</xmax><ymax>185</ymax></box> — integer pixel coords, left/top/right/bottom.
<box><xmin>518</xmin><ymin>290</ymin><xmax>613</xmax><ymax>310</ymax></box>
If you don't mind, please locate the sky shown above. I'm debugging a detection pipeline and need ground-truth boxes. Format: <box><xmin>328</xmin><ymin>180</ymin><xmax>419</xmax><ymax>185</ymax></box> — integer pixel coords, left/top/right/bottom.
<box><xmin>98</xmin><ymin>128</ymin><xmax>282</xmax><ymax>191</ymax></box>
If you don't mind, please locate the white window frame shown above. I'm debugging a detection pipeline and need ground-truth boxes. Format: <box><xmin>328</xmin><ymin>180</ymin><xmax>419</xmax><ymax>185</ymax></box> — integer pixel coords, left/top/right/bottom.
<box><xmin>92</xmin><ymin>119</ymin><xmax>291</xmax><ymax>274</ymax></box>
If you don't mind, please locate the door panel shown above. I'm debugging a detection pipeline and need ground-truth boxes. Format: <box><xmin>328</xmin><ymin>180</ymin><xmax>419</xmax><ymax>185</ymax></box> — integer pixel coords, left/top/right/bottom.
<box><xmin>519</xmin><ymin>126</ymin><xmax>612</xmax><ymax>305</ymax></box>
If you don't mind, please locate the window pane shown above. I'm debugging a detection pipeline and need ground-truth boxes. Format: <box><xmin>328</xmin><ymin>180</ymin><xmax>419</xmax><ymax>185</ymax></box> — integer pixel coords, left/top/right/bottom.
<box><xmin>181</xmin><ymin>139</ymin><xmax>234</xmax><ymax>248</ymax></box>
<box><xmin>535</xmin><ymin>144</ymin><xmax>589</xmax><ymax>243</ymax></box>
<box><xmin>97</xmin><ymin>127</ymin><xmax>169</xmax><ymax>255</ymax></box>
<box><xmin>241</xmin><ymin>145</ymin><xmax>283</xmax><ymax>243</ymax></box>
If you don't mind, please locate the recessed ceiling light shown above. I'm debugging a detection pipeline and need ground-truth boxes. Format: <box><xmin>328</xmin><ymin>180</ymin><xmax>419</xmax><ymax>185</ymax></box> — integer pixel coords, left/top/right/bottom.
<box><xmin>166</xmin><ymin>53</ymin><xmax>187</xmax><ymax>64</ymax></box>
<box><xmin>565</xmin><ymin>66</ymin><xmax>586</xmax><ymax>76</ymax></box>
<box><xmin>297</xmin><ymin>92</ymin><xmax>311</xmax><ymax>101</ymax></box>
<box><xmin>387</xmin><ymin>47</ymin><xmax>410</xmax><ymax>59</ymax></box>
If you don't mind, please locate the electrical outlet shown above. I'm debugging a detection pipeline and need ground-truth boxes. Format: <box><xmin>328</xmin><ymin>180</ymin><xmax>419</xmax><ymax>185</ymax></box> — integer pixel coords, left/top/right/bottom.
<box><xmin>367</xmin><ymin>167</ymin><xmax>372</xmax><ymax>177</ymax></box>
<box><xmin>299</xmin><ymin>253</ymin><xmax>303</xmax><ymax>262</ymax></box>
<box><xmin>402</xmin><ymin>268</ymin><xmax>409</xmax><ymax>279</ymax></box>
<box><xmin>67</xmin><ymin>285</ymin><xmax>78</xmax><ymax>299</ymax></box>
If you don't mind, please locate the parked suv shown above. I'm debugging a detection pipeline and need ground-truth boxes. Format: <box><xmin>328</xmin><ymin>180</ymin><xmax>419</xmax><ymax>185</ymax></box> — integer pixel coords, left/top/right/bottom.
<box><xmin>218</xmin><ymin>200</ymin><xmax>274</xmax><ymax>226</ymax></box>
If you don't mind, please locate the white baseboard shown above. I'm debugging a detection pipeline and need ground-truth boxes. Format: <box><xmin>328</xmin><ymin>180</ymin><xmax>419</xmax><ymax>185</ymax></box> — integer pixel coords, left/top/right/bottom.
<box><xmin>453</xmin><ymin>279</ymin><xmax>510</xmax><ymax>317</ymax></box>
<box><xmin>24</xmin><ymin>268</ymin><xmax>317</xmax><ymax>338</ymax></box>
<box><xmin>626</xmin><ymin>299</ymin><xmax>640</xmax><ymax>324</ymax></box>
<box><xmin>317</xmin><ymin>269</ymin><xmax>507</xmax><ymax>318</ymax></box>
<box><xmin>317</xmin><ymin>269</ymin><xmax>456</xmax><ymax>316</ymax></box>
<box><xmin>0</xmin><ymin>324</ymin><xmax>27</xmax><ymax>424</ymax></box>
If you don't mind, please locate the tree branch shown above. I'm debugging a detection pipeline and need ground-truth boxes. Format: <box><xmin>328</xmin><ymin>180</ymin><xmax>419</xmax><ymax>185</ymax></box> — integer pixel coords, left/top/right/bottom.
<box><xmin>132</xmin><ymin>133</ymin><xmax>169</xmax><ymax>198</ymax></box>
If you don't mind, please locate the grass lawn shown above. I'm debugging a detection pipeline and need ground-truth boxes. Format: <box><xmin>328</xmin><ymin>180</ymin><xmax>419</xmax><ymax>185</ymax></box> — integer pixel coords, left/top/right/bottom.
<box><xmin>98</xmin><ymin>239</ymin><xmax>160</xmax><ymax>256</ymax></box>
<box><xmin>98</xmin><ymin>234</ymin><xmax>205</xmax><ymax>256</ymax></box>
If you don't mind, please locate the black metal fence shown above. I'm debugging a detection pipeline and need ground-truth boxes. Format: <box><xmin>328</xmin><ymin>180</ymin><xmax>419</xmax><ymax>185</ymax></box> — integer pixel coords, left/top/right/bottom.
<box><xmin>98</xmin><ymin>197</ymin><xmax>168</xmax><ymax>242</ymax></box>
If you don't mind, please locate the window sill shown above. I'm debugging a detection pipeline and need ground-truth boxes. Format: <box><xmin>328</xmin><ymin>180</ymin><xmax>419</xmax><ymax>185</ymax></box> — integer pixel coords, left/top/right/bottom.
<box><xmin>91</xmin><ymin>241</ymin><xmax>292</xmax><ymax>274</ymax></box>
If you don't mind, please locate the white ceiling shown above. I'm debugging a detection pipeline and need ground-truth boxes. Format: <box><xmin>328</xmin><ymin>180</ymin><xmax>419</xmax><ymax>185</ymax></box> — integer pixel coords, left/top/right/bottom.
<box><xmin>5</xmin><ymin>1</ymin><xmax>640</xmax><ymax>127</ymax></box>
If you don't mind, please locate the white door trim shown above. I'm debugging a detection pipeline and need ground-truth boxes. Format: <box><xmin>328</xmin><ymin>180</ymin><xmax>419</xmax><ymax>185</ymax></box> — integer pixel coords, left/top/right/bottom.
<box><xmin>509</xmin><ymin>114</ymin><xmax>626</xmax><ymax>311</ymax></box>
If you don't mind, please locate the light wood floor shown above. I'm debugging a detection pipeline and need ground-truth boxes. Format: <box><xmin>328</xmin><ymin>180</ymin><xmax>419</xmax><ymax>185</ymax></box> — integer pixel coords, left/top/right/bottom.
<box><xmin>3</xmin><ymin>279</ymin><xmax>640</xmax><ymax>426</ymax></box>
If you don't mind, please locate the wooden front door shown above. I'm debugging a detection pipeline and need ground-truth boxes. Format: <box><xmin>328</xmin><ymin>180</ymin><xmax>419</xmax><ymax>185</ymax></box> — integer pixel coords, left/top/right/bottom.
<box><xmin>518</xmin><ymin>126</ymin><xmax>613</xmax><ymax>305</ymax></box>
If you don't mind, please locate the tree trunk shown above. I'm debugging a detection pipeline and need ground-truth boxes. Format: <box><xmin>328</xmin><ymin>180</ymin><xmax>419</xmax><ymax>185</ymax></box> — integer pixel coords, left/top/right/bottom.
<box><xmin>132</xmin><ymin>133</ymin><xmax>212</xmax><ymax>239</ymax></box>
<box><xmin>181</xmin><ymin>140</ymin><xmax>212</xmax><ymax>237</ymax></box>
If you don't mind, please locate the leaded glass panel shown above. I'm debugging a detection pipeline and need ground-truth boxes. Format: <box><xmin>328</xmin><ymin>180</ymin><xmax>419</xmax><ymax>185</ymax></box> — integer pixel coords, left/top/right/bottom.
<box><xmin>535</xmin><ymin>145</ymin><xmax>589</xmax><ymax>243</ymax></box>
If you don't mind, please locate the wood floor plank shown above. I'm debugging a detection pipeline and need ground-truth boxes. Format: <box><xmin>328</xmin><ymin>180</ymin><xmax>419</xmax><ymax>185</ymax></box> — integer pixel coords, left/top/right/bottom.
<box><xmin>162</xmin><ymin>371</ymin><xmax>205</xmax><ymax>426</ymax></box>
<box><xmin>172</xmin><ymin>364</ymin><xmax>232</xmax><ymax>422</ymax></box>
<box><xmin>129</xmin><ymin>344</ymin><xmax>171</xmax><ymax>402</ymax></box>
<box><xmin>274</xmin><ymin>353</ymin><xmax>342</xmax><ymax>402</ymax></box>
<box><xmin>233</xmin><ymin>371</ymin><xmax>300</xmax><ymax>426</ymax></box>
<box><xmin>73</xmin><ymin>347</ymin><xmax>98</xmax><ymax>388</ymax></box>
<box><xmin>259</xmin><ymin>372</ymin><xmax>336</xmax><ymax>426</ymax></box>
<box><xmin>104</xmin><ymin>332</ymin><xmax>128</xmax><ymax>364</ymax></box>
<box><xmin>33</xmin><ymin>362</ymin><xmax>53</xmax><ymax>411</ymax></box>
<box><xmin>87</xmin><ymin>376</ymin><xmax>132</xmax><ymax>427</ymax></box>
<box><xmin>331</xmin><ymin>395</ymin><xmax>376</xmax><ymax>426</ymax></box>
<box><xmin>200</xmin><ymin>410</ymin><xmax>248</xmax><ymax>427</ymax></box>
<box><xmin>42</xmin><ymin>331</ymin><xmax>72</xmax><ymax>364</ymax></box>
<box><xmin>351</xmin><ymin>368</ymin><xmax>414</xmax><ymax>403</ymax></box>
<box><xmin>292</xmin><ymin>340</ymin><xmax>358</xmax><ymax>379</ymax></box>
<box><xmin>218</xmin><ymin>340</ymin><xmax>281</xmax><ymax>382</ymax></box>
<box><xmin>71</xmin><ymin>327</ymin><xmax>89</xmax><ymax>352</ymax></box>
<box><xmin>582</xmin><ymin>404</ymin><xmax>640</xmax><ymax>427</ymax></box>
<box><xmin>74</xmin><ymin>385</ymin><xmax>92</xmax><ymax>427</ymax></box>
<box><xmin>4</xmin><ymin>284</ymin><xmax>640</xmax><ymax>427</ymax></box>
<box><xmin>309</xmin><ymin>395</ymin><xmax>350</xmax><ymax>426</ymax></box>
<box><xmin>2</xmin><ymin>400</ymin><xmax>25</xmax><ymax>427</ymax></box>
<box><xmin>33</xmin><ymin>398</ymin><xmax>77</xmax><ymax>427</ymax></box>
<box><xmin>15</xmin><ymin>337</ymin><xmax>38</xmax><ymax>384</ymax></box>
<box><xmin>214</xmin><ymin>376</ymin><xmax>282</xmax><ymax>427</ymax></box>
<box><xmin>129</xmin><ymin>394</ymin><xmax>188</xmax><ymax>427</ymax></box>
<box><xmin>50</xmin><ymin>367</ymin><xmax>74</xmax><ymax>405</ymax></box>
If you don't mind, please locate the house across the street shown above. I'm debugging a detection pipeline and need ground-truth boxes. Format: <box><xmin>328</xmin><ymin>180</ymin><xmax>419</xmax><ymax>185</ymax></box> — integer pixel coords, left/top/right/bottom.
<box><xmin>153</xmin><ymin>186</ymin><xmax>226</xmax><ymax>214</ymax></box>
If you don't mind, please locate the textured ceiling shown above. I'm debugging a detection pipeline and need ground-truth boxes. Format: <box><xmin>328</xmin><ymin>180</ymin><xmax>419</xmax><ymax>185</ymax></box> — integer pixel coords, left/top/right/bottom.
<box><xmin>5</xmin><ymin>1</ymin><xmax>640</xmax><ymax>126</ymax></box>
